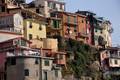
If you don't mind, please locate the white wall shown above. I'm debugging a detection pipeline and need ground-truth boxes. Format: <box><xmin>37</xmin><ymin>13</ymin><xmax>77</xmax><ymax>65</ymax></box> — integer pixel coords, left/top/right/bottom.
<box><xmin>13</xmin><ymin>13</ymin><xmax>23</xmax><ymax>33</ymax></box>
<box><xmin>0</xmin><ymin>31</ymin><xmax>22</xmax><ymax>42</ymax></box>
<box><xmin>109</xmin><ymin>58</ymin><xmax>120</xmax><ymax>67</ymax></box>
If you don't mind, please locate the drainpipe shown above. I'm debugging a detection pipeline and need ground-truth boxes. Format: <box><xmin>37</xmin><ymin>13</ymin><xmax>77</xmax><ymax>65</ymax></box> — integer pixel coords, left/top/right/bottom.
<box><xmin>39</xmin><ymin>47</ymin><xmax>42</xmax><ymax>80</ymax></box>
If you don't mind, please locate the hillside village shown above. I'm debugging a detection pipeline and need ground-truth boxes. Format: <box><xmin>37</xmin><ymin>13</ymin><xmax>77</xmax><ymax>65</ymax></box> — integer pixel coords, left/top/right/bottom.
<box><xmin>0</xmin><ymin>0</ymin><xmax>120</xmax><ymax>80</ymax></box>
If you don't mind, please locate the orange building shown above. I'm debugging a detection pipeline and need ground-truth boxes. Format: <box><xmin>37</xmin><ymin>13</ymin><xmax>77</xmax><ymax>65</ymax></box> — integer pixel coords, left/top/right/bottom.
<box><xmin>76</xmin><ymin>14</ymin><xmax>89</xmax><ymax>43</ymax></box>
<box><xmin>48</xmin><ymin>11</ymin><xmax>89</xmax><ymax>43</ymax></box>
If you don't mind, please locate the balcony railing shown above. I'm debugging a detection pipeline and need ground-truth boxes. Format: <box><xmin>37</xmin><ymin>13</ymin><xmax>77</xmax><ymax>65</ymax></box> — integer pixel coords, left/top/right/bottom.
<box><xmin>110</xmin><ymin>54</ymin><xmax>120</xmax><ymax>58</ymax></box>
<box><xmin>109</xmin><ymin>71</ymin><xmax>120</xmax><ymax>75</ymax></box>
<box><xmin>6</xmin><ymin>50</ymin><xmax>40</xmax><ymax>57</ymax></box>
<box><xmin>78</xmin><ymin>32</ymin><xmax>89</xmax><ymax>38</ymax></box>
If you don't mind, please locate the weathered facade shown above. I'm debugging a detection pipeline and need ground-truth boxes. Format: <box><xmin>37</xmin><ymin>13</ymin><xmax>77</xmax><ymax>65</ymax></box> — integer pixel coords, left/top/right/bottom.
<box><xmin>23</xmin><ymin>18</ymin><xmax>46</xmax><ymax>40</ymax></box>
<box><xmin>0</xmin><ymin>30</ymin><xmax>22</xmax><ymax>42</ymax></box>
<box><xmin>0</xmin><ymin>13</ymin><xmax>23</xmax><ymax>34</ymax></box>
<box><xmin>7</xmin><ymin>56</ymin><xmax>41</xmax><ymax>80</ymax></box>
<box><xmin>100</xmin><ymin>47</ymin><xmax>120</xmax><ymax>80</ymax></box>
<box><xmin>35</xmin><ymin>0</ymin><xmax>65</xmax><ymax>17</ymax></box>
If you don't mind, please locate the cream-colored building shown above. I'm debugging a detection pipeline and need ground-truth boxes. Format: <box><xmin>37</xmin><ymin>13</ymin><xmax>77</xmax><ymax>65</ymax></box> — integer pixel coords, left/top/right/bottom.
<box><xmin>34</xmin><ymin>0</ymin><xmax>65</xmax><ymax>17</ymax></box>
<box><xmin>23</xmin><ymin>18</ymin><xmax>46</xmax><ymax>40</ymax></box>
<box><xmin>0</xmin><ymin>13</ymin><xmax>23</xmax><ymax>34</ymax></box>
<box><xmin>30</xmin><ymin>38</ymin><xmax>58</xmax><ymax>52</ymax></box>
<box><xmin>43</xmin><ymin>38</ymin><xmax>58</xmax><ymax>52</ymax></box>
<box><xmin>102</xmin><ymin>20</ymin><xmax>112</xmax><ymax>47</ymax></box>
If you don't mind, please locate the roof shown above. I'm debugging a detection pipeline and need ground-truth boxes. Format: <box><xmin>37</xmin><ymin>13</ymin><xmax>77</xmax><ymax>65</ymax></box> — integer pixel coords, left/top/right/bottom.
<box><xmin>0</xmin><ymin>37</ymin><xmax>32</xmax><ymax>44</ymax></box>
<box><xmin>0</xmin><ymin>30</ymin><xmax>22</xmax><ymax>35</ymax></box>
<box><xmin>101</xmin><ymin>47</ymin><xmax>120</xmax><ymax>50</ymax></box>
<box><xmin>45</xmin><ymin>0</ymin><xmax>65</xmax><ymax>4</ymax></box>
<box><xmin>76</xmin><ymin>10</ymin><xmax>96</xmax><ymax>16</ymax></box>
<box><xmin>52</xmin><ymin>11</ymin><xmax>86</xmax><ymax>18</ymax></box>
<box><xmin>0</xmin><ymin>13</ymin><xmax>15</xmax><ymax>17</ymax></box>
<box><xmin>52</xmin><ymin>51</ymin><xmax>66</xmax><ymax>55</ymax></box>
<box><xmin>7</xmin><ymin>55</ymin><xmax>54</xmax><ymax>60</ymax></box>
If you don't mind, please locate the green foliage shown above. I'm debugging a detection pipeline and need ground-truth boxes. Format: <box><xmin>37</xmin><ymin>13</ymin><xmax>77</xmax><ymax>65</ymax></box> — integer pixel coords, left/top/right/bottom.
<box><xmin>59</xmin><ymin>38</ymin><xmax>99</xmax><ymax>78</ymax></box>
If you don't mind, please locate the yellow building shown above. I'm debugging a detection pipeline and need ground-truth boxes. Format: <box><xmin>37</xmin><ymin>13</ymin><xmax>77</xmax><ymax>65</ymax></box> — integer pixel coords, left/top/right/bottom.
<box><xmin>23</xmin><ymin>19</ymin><xmax>46</xmax><ymax>40</ymax></box>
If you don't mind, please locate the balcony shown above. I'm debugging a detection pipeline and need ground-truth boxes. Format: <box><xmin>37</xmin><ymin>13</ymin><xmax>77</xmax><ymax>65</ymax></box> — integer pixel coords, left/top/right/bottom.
<box><xmin>64</xmin><ymin>21</ymin><xmax>78</xmax><ymax>26</ymax></box>
<box><xmin>47</xmin><ymin>0</ymin><xmax>65</xmax><ymax>4</ymax></box>
<box><xmin>47</xmin><ymin>18</ymin><xmax>62</xmax><ymax>30</ymax></box>
<box><xmin>109</xmin><ymin>54</ymin><xmax>120</xmax><ymax>58</ymax></box>
<box><xmin>77</xmin><ymin>32</ymin><xmax>89</xmax><ymax>38</ymax></box>
<box><xmin>109</xmin><ymin>70</ymin><xmax>120</xmax><ymax>75</ymax></box>
<box><xmin>0</xmin><ymin>27</ymin><xmax>22</xmax><ymax>34</ymax></box>
<box><xmin>6</xmin><ymin>50</ymin><xmax>40</xmax><ymax>57</ymax></box>
<box><xmin>53</xmin><ymin>52</ymin><xmax>66</xmax><ymax>66</ymax></box>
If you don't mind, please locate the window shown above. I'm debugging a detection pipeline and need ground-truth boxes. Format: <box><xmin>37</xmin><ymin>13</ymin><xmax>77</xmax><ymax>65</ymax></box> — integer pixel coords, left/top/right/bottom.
<box><xmin>36</xmin><ymin>35</ymin><xmax>39</xmax><ymax>40</ymax></box>
<box><xmin>59</xmin><ymin>55</ymin><xmax>63</xmax><ymax>59</ymax></box>
<box><xmin>95</xmin><ymin>29</ymin><xmax>97</xmax><ymax>32</ymax></box>
<box><xmin>44</xmin><ymin>60</ymin><xmax>49</xmax><ymax>66</ymax></box>
<box><xmin>35</xmin><ymin>58</ymin><xmax>39</xmax><ymax>64</ymax></box>
<box><xmin>2</xmin><ymin>0</ymin><xmax>4</xmax><ymax>3</ymax></box>
<box><xmin>11</xmin><ymin>58</ymin><xmax>16</xmax><ymax>65</ymax></box>
<box><xmin>36</xmin><ymin>70</ymin><xmax>38</xmax><ymax>77</ymax></box>
<box><xmin>53</xmin><ymin>20</ymin><xmax>59</xmax><ymax>28</ymax></box>
<box><xmin>45</xmin><ymin>53</ymin><xmax>49</xmax><ymax>57</ymax></box>
<box><xmin>48</xmin><ymin>2</ymin><xmax>51</xmax><ymax>7</ymax></box>
<box><xmin>24</xmin><ymin>69</ymin><xmax>29</xmax><ymax>76</ymax></box>
<box><xmin>36</xmin><ymin>8</ymin><xmax>40</xmax><ymax>13</ymax></box>
<box><xmin>60</xmin><ymin>4</ymin><xmax>63</xmax><ymax>10</ymax></box>
<box><xmin>29</xmin><ymin>22</ymin><xmax>32</xmax><ymax>28</ymax></box>
<box><xmin>74</xmin><ymin>26</ymin><xmax>77</xmax><ymax>32</ymax></box>
<box><xmin>94</xmin><ymin>35</ymin><xmax>98</xmax><ymax>40</ymax></box>
<box><xmin>21</xmin><ymin>40</ymin><xmax>26</xmax><ymax>46</ymax></box>
<box><xmin>44</xmin><ymin>71</ymin><xmax>47</xmax><ymax>80</ymax></box>
<box><xmin>53</xmin><ymin>3</ymin><xmax>56</xmax><ymax>9</ymax></box>
<box><xmin>67</xmin><ymin>16</ymin><xmax>70</xmax><ymax>23</ymax></box>
<box><xmin>55</xmin><ymin>70</ymin><xmax>58</xmax><ymax>77</ymax></box>
<box><xmin>110</xmin><ymin>59</ymin><xmax>112</xmax><ymax>64</ymax></box>
<box><xmin>82</xmin><ymin>20</ymin><xmax>84</xmax><ymax>23</ymax></box>
<box><xmin>100</xmin><ymin>30</ymin><xmax>102</xmax><ymax>34</ymax></box>
<box><xmin>29</xmin><ymin>34</ymin><xmax>33</xmax><ymax>40</ymax></box>
<box><xmin>114</xmin><ymin>60</ymin><xmax>118</xmax><ymax>64</ymax></box>
<box><xmin>1</xmin><ymin>7</ymin><xmax>5</xmax><ymax>12</ymax></box>
<box><xmin>74</xmin><ymin>17</ymin><xmax>77</xmax><ymax>23</ymax></box>
<box><xmin>39</xmin><ymin>25</ymin><xmax>42</xmax><ymax>30</ymax></box>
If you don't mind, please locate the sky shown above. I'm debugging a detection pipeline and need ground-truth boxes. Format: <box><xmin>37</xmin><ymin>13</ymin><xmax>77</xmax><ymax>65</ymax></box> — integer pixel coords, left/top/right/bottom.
<box><xmin>26</xmin><ymin>0</ymin><xmax>120</xmax><ymax>46</ymax></box>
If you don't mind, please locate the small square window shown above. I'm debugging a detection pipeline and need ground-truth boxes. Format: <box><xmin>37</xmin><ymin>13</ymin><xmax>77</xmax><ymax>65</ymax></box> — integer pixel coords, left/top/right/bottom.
<box><xmin>36</xmin><ymin>35</ymin><xmax>39</xmax><ymax>40</ymax></box>
<box><xmin>11</xmin><ymin>58</ymin><xmax>16</xmax><ymax>65</ymax></box>
<box><xmin>29</xmin><ymin>22</ymin><xmax>32</xmax><ymax>28</ymax></box>
<box><xmin>82</xmin><ymin>20</ymin><xmax>84</xmax><ymax>23</ymax></box>
<box><xmin>24</xmin><ymin>69</ymin><xmax>29</xmax><ymax>76</ymax></box>
<box><xmin>39</xmin><ymin>25</ymin><xmax>42</xmax><ymax>30</ymax></box>
<box><xmin>55</xmin><ymin>70</ymin><xmax>58</xmax><ymax>77</ymax></box>
<box><xmin>114</xmin><ymin>60</ymin><xmax>118</xmax><ymax>64</ymax></box>
<box><xmin>95</xmin><ymin>29</ymin><xmax>97</xmax><ymax>32</ymax></box>
<box><xmin>74</xmin><ymin>29</ymin><xmax>77</xmax><ymax>32</ymax></box>
<box><xmin>35</xmin><ymin>58</ymin><xmax>39</xmax><ymax>64</ymax></box>
<box><xmin>59</xmin><ymin>55</ymin><xmax>63</xmax><ymax>59</ymax></box>
<box><xmin>60</xmin><ymin>4</ymin><xmax>63</xmax><ymax>10</ymax></box>
<box><xmin>44</xmin><ymin>60</ymin><xmax>49</xmax><ymax>66</ymax></box>
<box><xmin>29</xmin><ymin>34</ymin><xmax>33</xmax><ymax>40</ymax></box>
<box><xmin>100</xmin><ymin>30</ymin><xmax>102</xmax><ymax>34</ymax></box>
